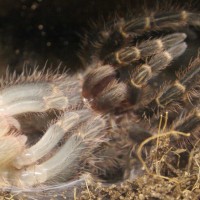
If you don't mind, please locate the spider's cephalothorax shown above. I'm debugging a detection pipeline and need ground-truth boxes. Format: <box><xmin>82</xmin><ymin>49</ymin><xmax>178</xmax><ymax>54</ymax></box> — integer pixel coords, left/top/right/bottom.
<box><xmin>81</xmin><ymin>9</ymin><xmax>200</xmax><ymax>113</ymax></box>
<box><xmin>79</xmin><ymin>8</ymin><xmax>200</xmax><ymax>180</ymax></box>
<box><xmin>0</xmin><ymin>70</ymin><xmax>106</xmax><ymax>199</ymax></box>
<box><xmin>80</xmin><ymin>8</ymin><xmax>200</xmax><ymax>126</ymax></box>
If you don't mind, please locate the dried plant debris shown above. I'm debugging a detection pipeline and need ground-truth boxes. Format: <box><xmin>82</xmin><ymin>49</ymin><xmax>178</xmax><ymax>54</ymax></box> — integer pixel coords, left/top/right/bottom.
<box><xmin>79</xmin><ymin>175</ymin><xmax>200</xmax><ymax>200</ymax></box>
<box><xmin>78</xmin><ymin>137</ymin><xmax>200</xmax><ymax>200</ymax></box>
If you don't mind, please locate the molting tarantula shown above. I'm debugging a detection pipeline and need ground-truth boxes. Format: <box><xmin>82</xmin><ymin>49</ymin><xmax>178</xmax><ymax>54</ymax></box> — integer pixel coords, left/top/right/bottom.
<box><xmin>79</xmin><ymin>8</ymin><xmax>200</xmax><ymax>180</ymax></box>
<box><xmin>1</xmin><ymin>4</ymin><xmax>200</xmax><ymax>200</ymax></box>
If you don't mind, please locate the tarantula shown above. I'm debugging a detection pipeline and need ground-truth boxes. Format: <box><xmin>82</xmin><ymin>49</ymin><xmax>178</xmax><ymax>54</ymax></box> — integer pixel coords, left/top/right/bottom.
<box><xmin>79</xmin><ymin>8</ymin><xmax>200</xmax><ymax>180</ymax></box>
<box><xmin>0</xmin><ymin>70</ymin><xmax>106</xmax><ymax>199</ymax></box>
<box><xmin>1</xmin><ymin>4</ymin><xmax>200</xmax><ymax>200</ymax></box>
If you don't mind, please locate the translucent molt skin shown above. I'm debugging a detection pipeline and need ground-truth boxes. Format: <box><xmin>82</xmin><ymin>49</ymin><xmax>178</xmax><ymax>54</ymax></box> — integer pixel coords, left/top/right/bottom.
<box><xmin>0</xmin><ymin>69</ymin><xmax>106</xmax><ymax>198</ymax></box>
<box><xmin>2</xmin><ymin>178</ymin><xmax>85</xmax><ymax>200</ymax></box>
